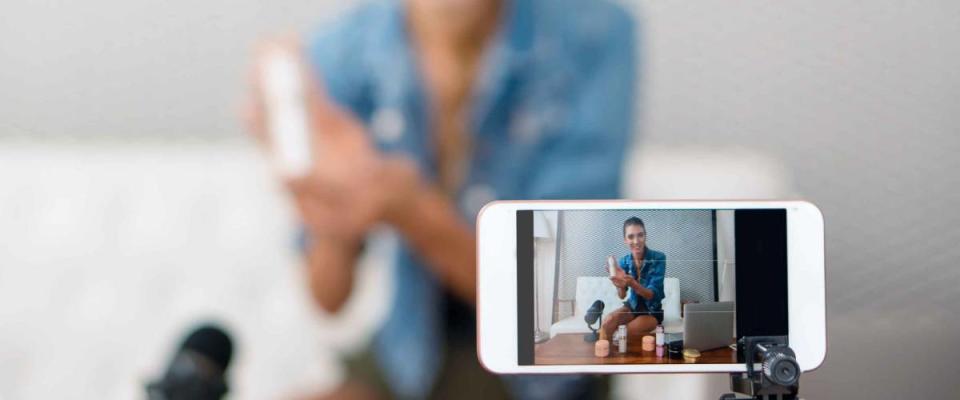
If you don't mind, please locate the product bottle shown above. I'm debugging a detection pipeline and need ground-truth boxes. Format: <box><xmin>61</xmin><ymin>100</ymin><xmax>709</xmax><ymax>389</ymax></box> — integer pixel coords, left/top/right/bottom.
<box><xmin>655</xmin><ymin>325</ymin><xmax>665</xmax><ymax>358</ymax></box>
<box><xmin>595</xmin><ymin>329</ymin><xmax>610</xmax><ymax>357</ymax></box>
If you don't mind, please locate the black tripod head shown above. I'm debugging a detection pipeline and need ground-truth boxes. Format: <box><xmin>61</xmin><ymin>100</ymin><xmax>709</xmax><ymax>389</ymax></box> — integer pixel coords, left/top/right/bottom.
<box><xmin>721</xmin><ymin>336</ymin><xmax>800</xmax><ymax>400</ymax></box>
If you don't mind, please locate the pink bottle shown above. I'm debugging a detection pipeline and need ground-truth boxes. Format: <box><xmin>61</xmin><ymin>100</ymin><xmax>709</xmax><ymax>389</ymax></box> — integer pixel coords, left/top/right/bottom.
<box><xmin>655</xmin><ymin>325</ymin><xmax>665</xmax><ymax>358</ymax></box>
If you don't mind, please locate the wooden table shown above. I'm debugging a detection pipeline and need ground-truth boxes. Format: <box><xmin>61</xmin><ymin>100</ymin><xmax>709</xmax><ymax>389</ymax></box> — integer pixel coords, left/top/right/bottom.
<box><xmin>535</xmin><ymin>333</ymin><xmax>736</xmax><ymax>365</ymax></box>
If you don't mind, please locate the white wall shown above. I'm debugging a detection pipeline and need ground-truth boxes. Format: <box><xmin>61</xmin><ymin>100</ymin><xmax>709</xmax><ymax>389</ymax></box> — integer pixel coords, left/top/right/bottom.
<box><xmin>533</xmin><ymin>211</ymin><xmax>558</xmax><ymax>335</ymax></box>
<box><xmin>715</xmin><ymin>210</ymin><xmax>735</xmax><ymax>303</ymax></box>
<box><xmin>0</xmin><ymin>0</ymin><xmax>355</xmax><ymax>140</ymax></box>
<box><xmin>555</xmin><ymin>210</ymin><xmax>717</xmax><ymax>311</ymax></box>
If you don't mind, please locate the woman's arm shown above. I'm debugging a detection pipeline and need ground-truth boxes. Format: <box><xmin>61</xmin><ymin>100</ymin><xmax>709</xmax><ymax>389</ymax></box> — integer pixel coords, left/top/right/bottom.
<box><xmin>628</xmin><ymin>256</ymin><xmax>666</xmax><ymax>302</ymax></box>
<box><xmin>611</xmin><ymin>265</ymin><xmax>629</xmax><ymax>299</ymax></box>
<box><xmin>389</xmin><ymin>184</ymin><xmax>477</xmax><ymax>304</ymax></box>
<box><xmin>303</xmin><ymin>236</ymin><xmax>362</xmax><ymax>312</ymax></box>
<box><xmin>646</xmin><ymin>256</ymin><xmax>666</xmax><ymax>303</ymax></box>
<box><xmin>628</xmin><ymin>278</ymin><xmax>655</xmax><ymax>300</ymax></box>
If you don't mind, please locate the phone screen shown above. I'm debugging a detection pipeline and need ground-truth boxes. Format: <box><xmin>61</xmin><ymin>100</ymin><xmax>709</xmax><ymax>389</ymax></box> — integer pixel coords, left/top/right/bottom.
<box><xmin>516</xmin><ymin>209</ymin><xmax>787</xmax><ymax>366</ymax></box>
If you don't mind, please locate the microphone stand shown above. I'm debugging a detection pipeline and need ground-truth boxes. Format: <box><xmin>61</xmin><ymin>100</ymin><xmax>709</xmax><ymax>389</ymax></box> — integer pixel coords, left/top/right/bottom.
<box><xmin>583</xmin><ymin>318</ymin><xmax>601</xmax><ymax>342</ymax></box>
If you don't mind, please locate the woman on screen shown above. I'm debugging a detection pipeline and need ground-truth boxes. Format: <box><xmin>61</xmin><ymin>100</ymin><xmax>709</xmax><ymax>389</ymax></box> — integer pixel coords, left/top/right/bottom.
<box><xmin>603</xmin><ymin>217</ymin><xmax>666</xmax><ymax>336</ymax></box>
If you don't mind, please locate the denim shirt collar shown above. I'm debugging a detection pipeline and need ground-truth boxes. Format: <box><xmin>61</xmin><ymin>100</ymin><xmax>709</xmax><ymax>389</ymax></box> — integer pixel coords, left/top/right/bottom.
<box><xmin>471</xmin><ymin>0</ymin><xmax>535</xmax><ymax>129</ymax></box>
<box><xmin>371</xmin><ymin>0</ymin><xmax>535</xmax><ymax>142</ymax></box>
<box><xmin>364</xmin><ymin>0</ymin><xmax>537</xmax><ymax>205</ymax></box>
<box><xmin>626</xmin><ymin>248</ymin><xmax>652</xmax><ymax>279</ymax></box>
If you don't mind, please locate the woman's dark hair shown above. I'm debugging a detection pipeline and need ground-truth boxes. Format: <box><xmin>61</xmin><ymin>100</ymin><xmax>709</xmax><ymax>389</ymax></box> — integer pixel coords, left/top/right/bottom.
<box><xmin>622</xmin><ymin>217</ymin><xmax>645</xmax><ymax>237</ymax></box>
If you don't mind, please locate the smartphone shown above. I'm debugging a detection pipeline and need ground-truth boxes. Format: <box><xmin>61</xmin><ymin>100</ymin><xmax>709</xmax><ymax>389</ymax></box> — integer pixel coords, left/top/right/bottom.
<box><xmin>476</xmin><ymin>200</ymin><xmax>825</xmax><ymax>374</ymax></box>
<box><xmin>261</xmin><ymin>46</ymin><xmax>313</xmax><ymax>178</ymax></box>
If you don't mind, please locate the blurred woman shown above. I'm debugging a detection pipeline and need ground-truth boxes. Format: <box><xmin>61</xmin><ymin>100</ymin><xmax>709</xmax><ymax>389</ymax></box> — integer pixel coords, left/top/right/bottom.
<box><xmin>247</xmin><ymin>0</ymin><xmax>637</xmax><ymax>398</ymax></box>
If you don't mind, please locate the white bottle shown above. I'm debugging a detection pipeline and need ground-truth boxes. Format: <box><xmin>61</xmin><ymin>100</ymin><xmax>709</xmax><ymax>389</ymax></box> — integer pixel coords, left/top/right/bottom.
<box><xmin>607</xmin><ymin>255</ymin><xmax>617</xmax><ymax>277</ymax></box>
<box><xmin>261</xmin><ymin>46</ymin><xmax>313</xmax><ymax>178</ymax></box>
<box><xmin>617</xmin><ymin>324</ymin><xmax>628</xmax><ymax>353</ymax></box>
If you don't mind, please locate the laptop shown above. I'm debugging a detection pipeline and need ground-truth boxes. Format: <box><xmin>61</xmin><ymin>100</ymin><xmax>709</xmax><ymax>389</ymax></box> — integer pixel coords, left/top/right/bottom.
<box><xmin>682</xmin><ymin>301</ymin><xmax>736</xmax><ymax>352</ymax></box>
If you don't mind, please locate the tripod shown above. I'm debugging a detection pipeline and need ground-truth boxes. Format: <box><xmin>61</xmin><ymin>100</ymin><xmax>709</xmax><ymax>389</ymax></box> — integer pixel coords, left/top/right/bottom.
<box><xmin>719</xmin><ymin>336</ymin><xmax>801</xmax><ymax>400</ymax></box>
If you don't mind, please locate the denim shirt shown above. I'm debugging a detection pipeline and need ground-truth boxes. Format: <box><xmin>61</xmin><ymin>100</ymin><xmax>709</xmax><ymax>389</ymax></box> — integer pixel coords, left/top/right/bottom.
<box><xmin>307</xmin><ymin>0</ymin><xmax>636</xmax><ymax>397</ymax></box>
<box><xmin>618</xmin><ymin>249</ymin><xmax>666</xmax><ymax>313</ymax></box>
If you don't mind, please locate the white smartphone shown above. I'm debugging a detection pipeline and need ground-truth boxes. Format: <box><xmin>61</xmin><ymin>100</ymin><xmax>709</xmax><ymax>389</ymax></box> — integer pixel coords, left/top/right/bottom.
<box><xmin>261</xmin><ymin>47</ymin><xmax>313</xmax><ymax>178</ymax></box>
<box><xmin>476</xmin><ymin>200</ymin><xmax>825</xmax><ymax>374</ymax></box>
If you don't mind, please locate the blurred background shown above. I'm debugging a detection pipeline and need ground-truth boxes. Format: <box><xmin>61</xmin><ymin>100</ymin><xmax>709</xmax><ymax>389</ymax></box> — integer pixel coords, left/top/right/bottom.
<box><xmin>2</xmin><ymin>0</ymin><xmax>959</xmax><ymax>398</ymax></box>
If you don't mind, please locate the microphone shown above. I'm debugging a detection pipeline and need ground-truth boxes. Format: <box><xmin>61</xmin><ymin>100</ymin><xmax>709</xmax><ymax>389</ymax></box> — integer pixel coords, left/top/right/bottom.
<box><xmin>584</xmin><ymin>300</ymin><xmax>605</xmax><ymax>325</ymax></box>
<box><xmin>583</xmin><ymin>300</ymin><xmax>605</xmax><ymax>342</ymax></box>
<box><xmin>146</xmin><ymin>324</ymin><xmax>234</xmax><ymax>400</ymax></box>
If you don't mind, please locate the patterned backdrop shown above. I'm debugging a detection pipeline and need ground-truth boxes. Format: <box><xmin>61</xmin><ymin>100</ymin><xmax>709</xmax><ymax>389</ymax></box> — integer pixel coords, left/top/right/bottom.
<box><xmin>553</xmin><ymin>210</ymin><xmax>716</xmax><ymax>319</ymax></box>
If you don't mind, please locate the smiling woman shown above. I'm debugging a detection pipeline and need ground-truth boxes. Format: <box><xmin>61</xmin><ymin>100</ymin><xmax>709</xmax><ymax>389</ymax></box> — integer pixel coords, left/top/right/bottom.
<box><xmin>602</xmin><ymin>217</ymin><xmax>666</xmax><ymax>338</ymax></box>
<box><xmin>530</xmin><ymin>209</ymin><xmax>717</xmax><ymax>348</ymax></box>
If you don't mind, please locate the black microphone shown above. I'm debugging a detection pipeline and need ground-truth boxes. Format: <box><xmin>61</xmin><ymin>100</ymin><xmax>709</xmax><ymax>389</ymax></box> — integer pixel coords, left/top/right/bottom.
<box><xmin>583</xmin><ymin>300</ymin><xmax>605</xmax><ymax>342</ymax></box>
<box><xmin>146</xmin><ymin>324</ymin><xmax>234</xmax><ymax>400</ymax></box>
<box><xmin>584</xmin><ymin>300</ymin><xmax>605</xmax><ymax>325</ymax></box>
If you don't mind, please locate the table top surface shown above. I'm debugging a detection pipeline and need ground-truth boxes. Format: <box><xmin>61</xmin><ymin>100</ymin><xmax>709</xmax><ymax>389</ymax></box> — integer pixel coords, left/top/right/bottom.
<box><xmin>535</xmin><ymin>333</ymin><xmax>737</xmax><ymax>365</ymax></box>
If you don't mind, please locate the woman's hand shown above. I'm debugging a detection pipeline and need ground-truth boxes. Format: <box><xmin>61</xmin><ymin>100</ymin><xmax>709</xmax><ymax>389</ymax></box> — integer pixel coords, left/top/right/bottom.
<box><xmin>610</xmin><ymin>267</ymin><xmax>631</xmax><ymax>289</ymax></box>
<box><xmin>244</xmin><ymin>38</ymin><xmax>422</xmax><ymax>245</ymax></box>
<box><xmin>242</xmin><ymin>37</ymin><xmax>478</xmax><ymax>306</ymax></box>
<box><xmin>288</xmin><ymin>156</ymin><xmax>421</xmax><ymax>245</ymax></box>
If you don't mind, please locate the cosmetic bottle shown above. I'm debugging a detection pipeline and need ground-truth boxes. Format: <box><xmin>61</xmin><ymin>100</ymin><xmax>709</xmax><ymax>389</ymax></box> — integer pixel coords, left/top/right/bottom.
<box><xmin>655</xmin><ymin>325</ymin><xmax>664</xmax><ymax>358</ymax></box>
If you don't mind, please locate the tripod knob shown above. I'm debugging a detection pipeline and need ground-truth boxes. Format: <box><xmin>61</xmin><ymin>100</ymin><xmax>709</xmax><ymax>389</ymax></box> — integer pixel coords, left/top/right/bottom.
<box><xmin>761</xmin><ymin>349</ymin><xmax>800</xmax><ymax>386</ymax></box>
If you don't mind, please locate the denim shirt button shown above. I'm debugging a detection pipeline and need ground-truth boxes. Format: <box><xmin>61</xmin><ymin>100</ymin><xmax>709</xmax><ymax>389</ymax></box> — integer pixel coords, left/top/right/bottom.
<box><xmin>372</xmin><ymin>107</ymin><xmax>405</xmax><ymax>143</ymax></box>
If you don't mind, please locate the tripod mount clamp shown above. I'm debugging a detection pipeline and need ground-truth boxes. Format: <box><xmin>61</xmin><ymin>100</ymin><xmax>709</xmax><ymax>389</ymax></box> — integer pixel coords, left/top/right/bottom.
<box><xmin>719</xmin><ymin>335</ymin><xmax>801</xmax><ymax>400</ymax></box>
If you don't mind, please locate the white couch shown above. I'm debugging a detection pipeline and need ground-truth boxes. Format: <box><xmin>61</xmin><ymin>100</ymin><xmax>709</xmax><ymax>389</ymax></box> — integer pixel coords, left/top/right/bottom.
<box><xmin>549</xmin><ymin>277</ymin><xmax>624</xmax><ymax>338</ymax></box>
<box><xmin>0</xmin><ymin>143</ymin><xmax>378</xmax><ymax>399</ymax></box>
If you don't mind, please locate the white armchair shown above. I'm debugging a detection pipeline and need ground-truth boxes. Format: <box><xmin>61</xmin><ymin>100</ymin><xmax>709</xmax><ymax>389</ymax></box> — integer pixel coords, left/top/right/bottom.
<box><xmin>549</xmin><ymin>277</ymin><xmax>623</xmax><ymax>338</ymax></box>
